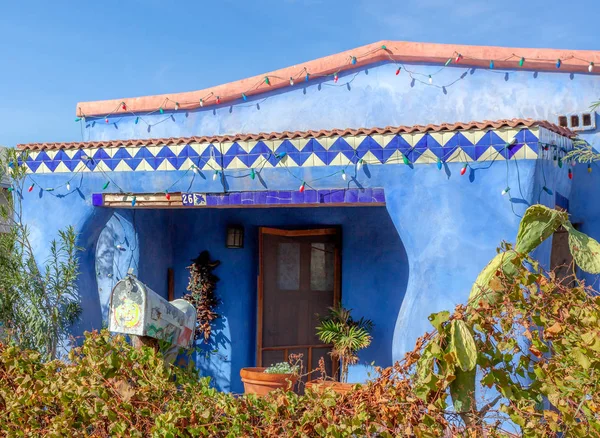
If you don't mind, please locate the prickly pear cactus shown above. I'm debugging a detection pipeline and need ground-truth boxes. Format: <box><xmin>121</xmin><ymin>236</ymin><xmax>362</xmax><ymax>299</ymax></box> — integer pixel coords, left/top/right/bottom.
<box><xmin>564</xmin><ymin>222</ymin><xmax>600</xmax><ymax>274</ymax></box>
<box><xmin>458</xmin><ymin>204</ymin><xmax>600</xmax><ymax>422</ymax></box>
<box><xmin>514</xmin><ymin>205</ymin><xmax>568</xmax><ymax>254</ymax></box>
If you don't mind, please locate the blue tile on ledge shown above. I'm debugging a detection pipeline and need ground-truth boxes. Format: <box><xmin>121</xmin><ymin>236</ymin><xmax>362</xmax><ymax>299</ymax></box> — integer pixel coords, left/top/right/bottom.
<box><xmin>92</xmin><ymin>188</ymin><xmax>386</xmax><ymax>209</ymax></box>
<box><xmin>304</xmin><ymin>190</ymin><xmax>318</xmax><ymax>203</ymax></box>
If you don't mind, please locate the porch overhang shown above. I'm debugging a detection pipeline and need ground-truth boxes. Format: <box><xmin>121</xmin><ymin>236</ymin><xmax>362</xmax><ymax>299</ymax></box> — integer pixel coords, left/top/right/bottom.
<box><xmin>92</xmin><ymin>188</ymin><xmax>386</xmax><ymax>209</ymax></box>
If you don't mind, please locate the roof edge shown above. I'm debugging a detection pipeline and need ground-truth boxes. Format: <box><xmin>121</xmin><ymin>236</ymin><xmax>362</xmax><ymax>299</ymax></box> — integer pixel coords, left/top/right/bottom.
<box><xmin>17</xmin><ymin>118</ymin><xmax>574</xmax><ymax>151</ymax></box>
<box><xmin>76</xmin><ymin>40</ymin><xmax>600</xmax><ymax>117</ymax></box>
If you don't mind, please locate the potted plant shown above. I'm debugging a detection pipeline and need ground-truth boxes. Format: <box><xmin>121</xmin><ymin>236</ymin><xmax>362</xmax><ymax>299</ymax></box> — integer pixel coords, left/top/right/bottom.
<box><xmin>307</xmin><ymin>305</ymin><xmax>373</xmax><ymax>394</ymax></box>
<box><xmin>240</xmin><ymin>362</ymin><xmax>299</xmax><ymax>396</ymax></box>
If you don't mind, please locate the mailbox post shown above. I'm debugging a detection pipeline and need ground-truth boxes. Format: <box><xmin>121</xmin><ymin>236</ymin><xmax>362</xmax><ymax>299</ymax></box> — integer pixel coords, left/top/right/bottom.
<box><xmin>108</xmin><ymin>270</ymin><xmax>196</xmax><ymax>354</ymax></box>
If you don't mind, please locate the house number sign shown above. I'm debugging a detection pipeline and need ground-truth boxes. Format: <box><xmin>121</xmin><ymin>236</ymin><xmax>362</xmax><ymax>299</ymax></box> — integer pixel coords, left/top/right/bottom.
<box><xmin>181</xmin><ymin>193</ymin><xmax>207</xmax><ymax>206</ymax></box>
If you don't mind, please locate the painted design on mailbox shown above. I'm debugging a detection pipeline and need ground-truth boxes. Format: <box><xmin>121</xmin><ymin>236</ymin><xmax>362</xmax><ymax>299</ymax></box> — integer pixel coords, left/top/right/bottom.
<box><xmin>114</xmin><ymin>297</ymin><xmax>141</xmax><ymax>328</ymax></box>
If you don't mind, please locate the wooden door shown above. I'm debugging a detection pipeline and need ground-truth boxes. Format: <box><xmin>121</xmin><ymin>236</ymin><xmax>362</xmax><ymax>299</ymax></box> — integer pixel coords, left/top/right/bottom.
<box><xmin>257</xmin><ymin>227</ymin><xmax>341</xmax><ymax>381</ymax></box>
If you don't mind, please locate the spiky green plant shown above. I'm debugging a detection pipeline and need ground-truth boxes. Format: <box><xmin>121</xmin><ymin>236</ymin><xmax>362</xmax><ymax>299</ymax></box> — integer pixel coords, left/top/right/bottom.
<box><xmin>316</xmin><ymin>306</ymin><xmax>373</xmax><ymax>383</ymax></box>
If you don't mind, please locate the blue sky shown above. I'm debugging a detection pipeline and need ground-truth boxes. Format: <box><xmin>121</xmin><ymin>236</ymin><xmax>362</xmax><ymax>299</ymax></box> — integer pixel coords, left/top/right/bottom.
<box><xmin>0</xmin><ymin>0</ymin><xmax>597</xmax><ymax>147</ymax></box>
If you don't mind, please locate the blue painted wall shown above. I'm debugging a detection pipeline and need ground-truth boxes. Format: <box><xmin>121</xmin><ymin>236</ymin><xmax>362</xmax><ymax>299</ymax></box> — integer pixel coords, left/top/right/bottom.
<box><xmin>21</xmin><ymin>58</ymin><xmax>600</xmax><ymax>392</ymax></box>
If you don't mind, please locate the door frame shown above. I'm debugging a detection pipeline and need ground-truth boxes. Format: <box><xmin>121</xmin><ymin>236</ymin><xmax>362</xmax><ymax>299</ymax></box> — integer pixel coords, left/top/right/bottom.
<box><xmin>256</xmin><ymin>227</ymin><xmax>342</xmax><ymax>367</ymax></box>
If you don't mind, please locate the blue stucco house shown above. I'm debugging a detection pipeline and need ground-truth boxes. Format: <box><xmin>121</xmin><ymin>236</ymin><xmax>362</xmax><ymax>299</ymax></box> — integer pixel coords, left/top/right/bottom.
<box><xmin>16</xmin><ymin>41</ymin><xmax>600</xmax><ymax>393</ymax></box>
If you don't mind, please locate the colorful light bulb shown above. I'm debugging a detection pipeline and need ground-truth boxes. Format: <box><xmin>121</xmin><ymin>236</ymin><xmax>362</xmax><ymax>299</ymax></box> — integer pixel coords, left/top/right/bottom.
<box><xmin>502</xmin><ymin>187</ymin><xmax>511</xmax><ymax>196</ymax></box>
<box><xmin>588</xmin><ymin>164</ymin><xmax>592</xmax><ymax>173</ymax></box>
<box><xmin>519</xmin><ymin>57</ymin><xmax>525</xmax><ymax>67</ymax></box>
<box><xmin>445</xmin><ymin>58</ymin><xmax>452</xmax><ymax>66</ymax></box>
<box><xmin>242</xmin><ymin>93</ymin><xmax>247</xmax><ymax>101</ymax></box>
<box><xmin>105</xmin><ymin>118</ymin><xmax>109</xmax><ymax>124</ymax></box>
<box><xmin>556</xmin><ymin>59</ymin><xmax>561</xmax><ymax>69</ymax></box>
<box><xmin>460</xmin><ymin>164</ymin><xmax>468</xmax><ymax>175</ymax></box>
<box><xmin>213</xmin><ymin>170</ymin><xmax>219</xmax><ymax>181</ymax></box>
<box><xmin>28</xmin><ymin>183</ymin><xmax>34</xmax><ymax>192</ymax></box>
<box><xmin>75</xmin><ymin>117</ymin><xmax>81</xmax><ymax>122</ymax></box>
<box><xmin>341</xmin><ymin>170</ymin><xmax>347</xmax><ymax>181</ymax></box>
<box><xmin>200</xmin><ymin>99</ymin><xmax>204</xmax><ymax>107</ymax></box>
<box><xmin>66</xmin><ymin>182</ymin><xmax>71</xmax><ymax>191</ymax></box>
<box><xmin>428</xmin><ymin>75</ymin><xmax>433</xmax><ymax>84</ymax></box>
<box><xmin>402</xmin><ymin>154</ymin><xmax>410</xmax><ymax>165</ymax></box>
<box><xmin>102</xmin><ymin>181</ymin><xmax>110</xmax><ymax>190</ymax></box>
<box><xmin>174</xmin><ymin>102</ymin><xmax>179</xmax><ymax>111</ymax></box>
<box><xmin>437</xmin><ymin>157</ymin><xmax>442</xmax><ymax>170</ymax></box>
<box><xmin>159</xmin><ymin>107</ymin><xmax>164</xmax><ymax>114</ymax></box>
<box><xmin>264</xmin><ymin>76</ymin><xmax>270</xmax><ymax>85</ymax></box>
<box><xmin>456</xmin><ymin>54</ymin><xmax>463</xmax><ymax>63</ymax></box>
<box><xmin>489</xmin><ymin>60</ymin><xmax>495</xmax><ymax>69</ymax></box>
<box><xmin>165</xmin><ymin>191</ymin><xmax>171</xmax><ymax>200</ymax></box>
<box><xmin>589</xmin><ymin>62</ymin><xmax>594</xmax><ymax>73</ymax></box>
<box><xmin>216</xmin><ymin>96</ymin><xmax>221</xmax><ymax>104</ymax></box>
<box><xmin>305</xmin><ymin>73</ymin><xmax>310</xmax><ymax>82</ymax></box>
<box><xmin>135</xmin><ymin>117</ymin><xmax>139</xmax><ymax>124</ymax></box>
<box><xmin>558</xmin><ymin>157</ymin><xmax>563</xmax><ymax>168</ymax></box>
<box><xmin>396</xmin><ymin>67</ymin><xmax>401</xmax><ymax>75</ymax></box>
<box><xmin>351</xmin><ymin>56</ymin><xmax>357</xmax><ymax>65</ymax></box>
<box><xmin>121</xmin><ymin>102</ymin><xmax>126</xmax><ymax>110</ymax></box>
<box><xmin>568</xmin><ymin>169</ymin><xmax>573</xmax><ymax>180</ymax></box>
<box><xmin>131</xmin><ymin>196</ymin><xmax>137</xmax><ymax>207</ymax></box>
<box><xmin>543</xmin><ymin>186</ymin><xmax>553</xmax><ymax>195</ymax></box>
<box><xmin>250</xmin><ymin>168</ymin><xmax>256</xmax><ymax>180</ymax></box>
<box><xmin>7</xmin><ymin>187</ymin><xmax>13</xmax><ymax>192</ymax></box>
<box><xmin>299</xmin><ymin>182</ymin><xmax>306</xmax><ymax>192</ymax></box>
<box><xmin>333</xmin><ymin>73</ymin><xmax>339</xmax><ymax>83</ymax></box>
<box><xmin>357</xmin><ymin>158</ymin><xmax>364</xmax><ymax>171</ymax></box>
<box><xmin>289</xmin><ymin>77</ymin><xmax>294</xmax><ymax>86</ymax></box>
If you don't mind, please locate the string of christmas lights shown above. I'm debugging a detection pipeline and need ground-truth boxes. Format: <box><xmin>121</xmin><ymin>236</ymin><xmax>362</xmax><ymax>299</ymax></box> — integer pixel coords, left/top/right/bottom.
<box><xmin>74</xmin><ymin>45</ymin><xmax>599</xmax><ymax>132</ymax></box>
<box><xmin>15</xmin><ymin>139</ymin><xmax>582</xmax><ymax>211</ymax></box>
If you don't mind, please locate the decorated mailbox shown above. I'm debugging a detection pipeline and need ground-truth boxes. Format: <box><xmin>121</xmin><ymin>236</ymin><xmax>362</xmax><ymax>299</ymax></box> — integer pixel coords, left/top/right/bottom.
<box><xmin>108</xmin><ymin>271</ymin><xmax>196</xmax><ymax>348</ymax></box>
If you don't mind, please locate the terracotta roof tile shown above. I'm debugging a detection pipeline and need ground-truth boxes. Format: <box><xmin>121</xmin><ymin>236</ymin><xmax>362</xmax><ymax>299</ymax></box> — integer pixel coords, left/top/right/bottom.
<box><xmin>17</xmin><ymin>118</ymin><xmax>574</xmax><ymax>151</ymax></box>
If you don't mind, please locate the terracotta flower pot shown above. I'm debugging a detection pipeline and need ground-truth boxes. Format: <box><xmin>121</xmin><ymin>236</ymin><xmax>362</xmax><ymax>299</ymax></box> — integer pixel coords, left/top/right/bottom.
<box><xmin>305</xmin><ymin>379</ymin><xmax>356</xmax><ymax>395</ymax></box>
<box><xmin>240</xmin><ymin>367</ymin><xmax>298</xmax><ymax>396</ymax></box>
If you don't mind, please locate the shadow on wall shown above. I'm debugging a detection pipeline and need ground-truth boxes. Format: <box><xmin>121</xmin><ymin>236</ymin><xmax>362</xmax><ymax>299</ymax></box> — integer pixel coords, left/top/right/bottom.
<box><xmin>343</xmin><ymin>207</ymin><xmax>409</xmax><ymax>383</ymax></box>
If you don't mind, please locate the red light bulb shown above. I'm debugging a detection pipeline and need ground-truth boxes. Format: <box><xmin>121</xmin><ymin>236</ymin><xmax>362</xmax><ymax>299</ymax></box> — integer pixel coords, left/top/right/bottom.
<box><xmin>396</xmin><ymin>67</ymin><xmax>401</xmax><ymax>75</ymax></box>
<box><xmin>333</xmin><ymin>73</ymin><xmax>338</xmax><ymax>83</ymax></box>
<box><xmin>121</xmin><ymin>103</ymin><xmax>126</xmax><ymax>110</ymax></box>
<box><xmin>299</xmin><ymin>182</ymin><xmax>306</xmax><ymax>193</ymax></box>
<box><xmin>28</xmin><ymin>184</ymin><xmax>34</xmax><ymax>192</ymax></box>
<box><xmin>105</xmin><ymin>118</ymin><xmax>109</xmax><ymax>123</ymax></box>
<box><xmin>460</xmin><ymin>164</ymin><xmax>467</xmax><ymax>175</ymax></box>
<box><xmin>165</xmin><ymin>191</ymin><xmax>171</xmax><ymax>200</ymax></box>
<box><xmin>216</xmin><ymin>96</ymin><xmax>221</xmax><ymax>104</ymax></box>
<box><xmin>568</xmin><ymin>169</ymin><xmax>573</xmax><ymax>180</ymax></box>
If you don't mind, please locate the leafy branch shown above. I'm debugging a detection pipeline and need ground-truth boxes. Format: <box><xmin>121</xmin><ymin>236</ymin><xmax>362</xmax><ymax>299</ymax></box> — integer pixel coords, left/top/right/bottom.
<box><xmin>0</xmin><ymin>148</ymin><xmax>81</xmax><ymax>360</ymax></box>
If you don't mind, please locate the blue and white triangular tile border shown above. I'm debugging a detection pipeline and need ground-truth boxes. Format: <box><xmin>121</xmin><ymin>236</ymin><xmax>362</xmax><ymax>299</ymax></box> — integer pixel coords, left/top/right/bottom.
<box><xmin>21</xmin><ymin>125</ymin><xmax>573</xmax><ymax>174</ymax></box>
